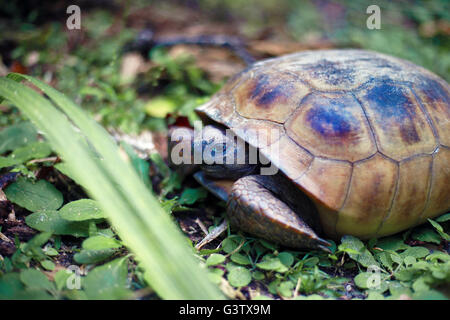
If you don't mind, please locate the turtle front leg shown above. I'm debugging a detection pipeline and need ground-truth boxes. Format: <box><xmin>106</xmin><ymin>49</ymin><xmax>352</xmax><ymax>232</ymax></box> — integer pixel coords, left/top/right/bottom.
<box><xmin>227</xmin><ymin>175</ymin><xmax>331</xmax><ymax>252</ymax></box>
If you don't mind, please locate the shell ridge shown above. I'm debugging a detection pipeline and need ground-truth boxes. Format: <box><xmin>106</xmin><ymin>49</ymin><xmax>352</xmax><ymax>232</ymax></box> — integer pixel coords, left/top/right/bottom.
<box><xmin>293</xmin><ymin>153</ymin><xmax>316</xmax><ymax>183</ymax></box>
<box><xmin>351</xmin><ymin>92</ymin><xmax>381</xmax><ymax>154</ymax></box>
<box><xmin>282</xmin><ymin>90</ymin><xmax>315</xmax><ymax>125</ymax></box>
<box><xmin>375</xmin><ymin>162</ymin><xmax>401</xmax><ymax>237</ymax></box>
<box><xmin>334</xmin><ymin>163</ymin><xmax>354</xmax><ymax>237</ymax></box>
<box><xmin>414</xmin><ymin>151</ymin><xmax>436</xmax><ymax>225</ymax></box>
<box><xmin>409</xmin><ymin>85</ymin><xmax>441</xmax><ymax>147</ymax></box>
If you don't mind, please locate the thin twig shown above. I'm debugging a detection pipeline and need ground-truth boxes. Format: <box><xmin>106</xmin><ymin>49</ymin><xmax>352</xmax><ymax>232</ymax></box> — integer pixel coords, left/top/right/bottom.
<box><xmin>0</xmin><ymin>232</ymin><xmax>12</xmax><ymax>243</ymax></box>
<box><xmin>293</xmin><ymin>277</ymin><xmax>302</xmax><ymax>298</ymax></box>
<box><xmin>27</xmin><ymin>156</ymin><xmax>58</xmax><ymax>164</ymax></box>
<box><xmin>195</xmin><ymin>218</ymin><xmax>209</xmax><ymax>235</ymax></box>
<box><xmin>195</xmin><ymin>220</ymin><xmax>228</xmax><ymax>250</ymax></box>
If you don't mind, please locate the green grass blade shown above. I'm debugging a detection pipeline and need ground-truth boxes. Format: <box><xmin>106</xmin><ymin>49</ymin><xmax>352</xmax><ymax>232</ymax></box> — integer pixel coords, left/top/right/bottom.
<box><xmin>0</xmin><ymin>76</ymin><xmax>223</xmax><ymax>299</ymax></box>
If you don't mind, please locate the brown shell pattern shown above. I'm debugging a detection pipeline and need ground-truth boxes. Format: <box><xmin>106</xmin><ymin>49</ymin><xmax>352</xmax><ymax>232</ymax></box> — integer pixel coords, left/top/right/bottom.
<box><xmin>196</xmin><ymin>49</ymin><xmax>450</xmax><ymax>240</ymax></box>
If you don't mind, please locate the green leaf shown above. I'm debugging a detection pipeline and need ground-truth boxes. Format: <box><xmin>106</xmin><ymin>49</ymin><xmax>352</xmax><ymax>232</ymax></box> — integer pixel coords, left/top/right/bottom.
<box><xmin>9</xmin><ymin>141</ymin><xmax>52</xmax><ymax>163</ymax></box>
<box><xmin>83</xmin><ymin>257</ymin><xmax>131</xmax><ymax>299</ymax></box>
<box><xmin>0</xmin><ymin>122</ymin><xmax>38</xmax><ymax>154</ymax></box>
<box><xmin>258</xmin><ymin>240</ymin><xmax>278</xmax><ymax>251</ymax></box>
<box><xmin>0</xmin><ymin>273</ymin><xmax>23</xmax><ymax>298</ymax></box>
<box><xmin>355</xmin><ymin>271</ymin><xmax>388</xmax><ymax>292</ymax></box>
<box><xmin>412</xmin><ymin>277</ymin><xmax>430</xmax><ymax>293</ymax></box>
<box><xmin>404</xmin><ymin>256</ymin><xmax>416</xmax><ymax>266</ymax></box>
<box><xmin>390</xmin><ymin>253</ymin><xmax>404</xmax><ymax>265</ymax></box>
<box><xmin>54</xmin><ymin>270</ymin><xmax>71</xmax><ymax>291</ymax></box>
<box><xmin>278</xmin><ymin>252</ymin><xmax>294</xmax><ymax>267</ymax></box>
<box><xmin>256</xmin><ymin>256</ymin><xmax>288</xmax><ymax>273</ymax></box>
<box><xmin>252</xmin><ymin>271</ymin><xmax>265</xmax><ymax>280</ymax></box>
<box><xmin>20</xmin><ymin>269</ymin><xmax>54</xmax><ymax>291</ymax></box>
<box><xmin>227</xmin><ymin>267</ymin><xmax>252</xmax><ymax>287</ymax></box>
<box><xmin>428</xmin><ymin>219</ymin><xmax>450</xmax><ymax>240</ymax></box>
<box><xmin>41</xmin><ymin>260</ymin><xmax>55</xmax><ymax>271</ymax></box>
<box><xmin>5</xmin><ymin>177</ymin><xmax>63</xmax><ymax>212</ymax></box>
<box><xmin>412</xmin><ymin>290</ymin><xmax>448</xmax><ymax>300</ymax></box>
<box><xmin>0</xmin><ymin>156</ymin><xmax>20</xmax><ymax>169</ymax></box>
<box><xmin>436</xmin><ymin>213</ymin><xmax>450</xmax><ymax>223</ymax></box>
<box><xmin>375</xmin><ymin>251</ymin><xmax>393</xmax><ymax>271</ymax></box>
<box><xmin>426</xmin><ymin>252</ymin><xmax>450</xmax><ymax>263</ymax></box>
<box><xmin>79</xmin><ymin>86</ymin><xmax>105</xmax><ymax>100</ymax></box>
<box><xmin>22</xmin><ymin>232</ymin><xmax>52</xmax><ymax>252</ymax></box>
<box><xmin>205</xmin><ymin>253</ymin><xmax>226</xmax><ymax>267</ymax></box>
<box><xmin>59</xmin><ymin>199</ymin><xmax>105</xmax><ymax>221</ymax></box>
<box><xmin>222</xmin><ymin>236</ymin><xmax>241</xmax><ymax>254</ymax></box>
<box><xmin>303</xmin><ymin>256</ymin><xmax>319</xmax><ymax>268</ymax></box>
<box><xmin>178</xmin><ymin>187</ymin><xmax>208</xmax><ymax>205</ymax></box>
<box><xmin>400</xmin><ymin>247</ymin><xmax>429</xmax><ymax>259</ymax></box>
<box><xmin>354</xmin><ymin>272</ymin><xmax>371</xmax><ymax>289</ymax></box>
<box><xmin>74</xmin><ymin>249</ymin><xmax>116</xmax><ymax>264</ymax></box>
<box><xmin>277</xmin><ymin>281</ymin><xmax>294</xmax><ymax>298</ymax></box>
<box><xmin>395</xmin><ymin>269</ymin><xmax>415</xmax><ymax>281</ymax></box>
<box><xmin>120</xmin><ymin>142</ymin><xmax>151</xmax><ymax>189</ymax></box>
<box><xmin>412</xmin><ymin>227</ymin><xmax>442</xmax><ymax>244</ymax></box>
<box><xmin>144</xmin><ymin>96</ymin><xmax>177</xmax><ymax>118</ymax></box>
<box><xmin>0</xmin><ymin>273</ymin><xmax>53</xmax><ymax>299</ymax></box>
<box><xmin>376</xmin><ymin>236</ymin><xmax>409</xmax><ymax>252</ymax></box>
<box><xmin>82</xmin><ymin>235</ymin><xmax>122</xmax><ymax>250</ymax></box>
<box><xmin>366</xmin><ymin>291</ymin><xmax>385</xmax><ymax>300</ymax></box>
<box><xmin>389</xmin><ymin>281</ymin><xmax>412</xmax><ymax>298</ymax></box>
<box><xmin>207</xmin><ymin>268</ymin><xmax>224</xmax><ymax>284</ymax></box>
<box><xmin>230</xmin><ymin>253</ymin><xmax>252</xmax><ymax>266</ymax></box>
<box><xmin>43</xmin><ymin>247</ymin><xmax>58</xmax><ymax>256</ymax></box>
<box><xmin>340</xmin><ymin>235</ymin><xmax>378</xmax><ymax>268</ymax></box>
<box><xmin>431</xmin><ymin>268</ymin><xmax>448</xmax><ymax>280</ymax></box>
<box><xmin>26</xmin><ymin>210</ymin><xmax>90</xmax><ymax>237</ymax></box>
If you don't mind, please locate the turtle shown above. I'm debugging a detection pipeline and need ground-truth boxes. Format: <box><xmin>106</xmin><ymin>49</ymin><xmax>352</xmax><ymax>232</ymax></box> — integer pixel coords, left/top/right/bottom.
<box><xmin>169</xmin><ymin>49</ymin><xmax>450</xmax><ymax>251</ymax></box>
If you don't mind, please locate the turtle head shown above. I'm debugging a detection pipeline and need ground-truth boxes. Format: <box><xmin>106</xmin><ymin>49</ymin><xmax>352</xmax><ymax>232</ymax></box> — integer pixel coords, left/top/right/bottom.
<box><xmin>193</xmin><ymin>125</ymin><xmax>257</xmax><ymax>179</ymax></box>
<box><xmin>168</xmin><ymin>125</ymin><xmax>257</xmax><ymax>179</ymax></box>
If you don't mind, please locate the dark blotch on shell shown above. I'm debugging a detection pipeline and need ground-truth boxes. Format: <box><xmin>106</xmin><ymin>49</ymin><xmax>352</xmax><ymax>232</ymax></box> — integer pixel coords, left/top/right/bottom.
<box><xmin>249</xmin><ymin>75</ymin><xmax>291</xmax><ymax>107</ymax></box>
<box><xmin>420</xmin><ymin>79</ymin><xmax>450</xmax><ymax>113</ymax></box>
<box><xmin>366</xmin><ymin>81</ymin><xmax>421</xmax><ymax>144</ymax></box>
<box><xmin>306</xmin><ymin>100</ymin><xmax>360</xmax><ymax>140</ymax></box>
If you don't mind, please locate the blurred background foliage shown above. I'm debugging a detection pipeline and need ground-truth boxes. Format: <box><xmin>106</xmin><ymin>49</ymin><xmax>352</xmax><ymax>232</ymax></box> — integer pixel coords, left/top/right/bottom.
<box><xmin>0</xmin><ymin>0</ymin><xmax>448</xmax><ymax>134</ymax></box>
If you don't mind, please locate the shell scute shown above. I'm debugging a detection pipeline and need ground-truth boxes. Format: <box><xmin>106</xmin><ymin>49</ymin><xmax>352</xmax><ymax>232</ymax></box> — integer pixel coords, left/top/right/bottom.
<box><xmin>378</xmin><ymin>155</ymin><xmax>432</xmax><ymax>236</ymax></box>
<box><xmin>356</xmin><ymin>81</ymin><xmax>437</xmax><ymax>161</ymax></box>
<box><xmin>413</xmin><ymin>78</ymin><xmax>450</xmax><ymax>147</ymax></box>
<box><xmin>337</xmin><ymin>154</ymin><xmax>398</xmax><ymax>239</ymax></box>
<box><xmin>233</xmin><ymin>71</ymin><xmax>310</xmax><ymax>123</ymax></box>
<box><xmin>419</xmin><ymin>148</ymin><xmax>450</xmax><ymax>223</ymax></box>
<box><xmin>285</xmin><ymin>92</ymin><xmax>376</xmax><ymax>162</ymax></box>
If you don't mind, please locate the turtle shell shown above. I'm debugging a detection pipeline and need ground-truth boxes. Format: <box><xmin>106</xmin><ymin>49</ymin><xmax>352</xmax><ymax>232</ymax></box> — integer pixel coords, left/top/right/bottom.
<box><xmin>196</xmin><ymin>49</ymin><xmax>450</xmax><ymax>240</ymax></box>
